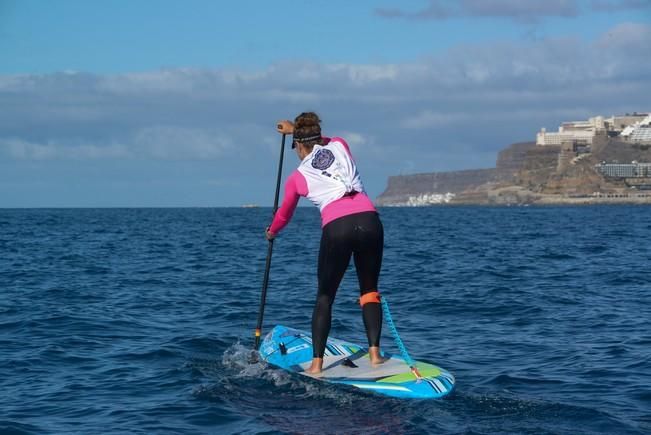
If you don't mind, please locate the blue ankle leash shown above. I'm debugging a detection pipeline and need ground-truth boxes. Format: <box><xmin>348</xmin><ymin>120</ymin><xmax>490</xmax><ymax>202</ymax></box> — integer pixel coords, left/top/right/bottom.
<box><xmin>380</xmin><ymin>296</ymin><xmax>423</xmax><ymax>380</ymax></box>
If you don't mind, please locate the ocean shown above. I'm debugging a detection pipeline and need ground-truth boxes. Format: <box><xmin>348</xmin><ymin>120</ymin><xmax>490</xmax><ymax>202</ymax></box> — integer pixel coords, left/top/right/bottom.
<box><xmin>1</xmin><ymin>206</ymin><xmax>650</xmax><ymax>434</ymax></box>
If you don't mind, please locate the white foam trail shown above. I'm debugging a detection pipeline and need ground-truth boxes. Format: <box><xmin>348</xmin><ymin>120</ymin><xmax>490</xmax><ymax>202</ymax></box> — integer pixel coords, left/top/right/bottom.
<box><xmin>219</xmin><ymin>343</ymin><xmax>361</xmax><ymax>404</ymax></box>
<box><xmin>221</xmin><ymin>342</ymin><xmax>266</xmax><ymax>377</ymax></box>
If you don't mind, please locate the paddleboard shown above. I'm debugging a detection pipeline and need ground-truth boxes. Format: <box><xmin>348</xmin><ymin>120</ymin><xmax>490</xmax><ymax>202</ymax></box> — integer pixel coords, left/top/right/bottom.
<box><xmin>259</xmin><ymin>325</ymin><xmax>455</xmax><ymax>399</ymax></box>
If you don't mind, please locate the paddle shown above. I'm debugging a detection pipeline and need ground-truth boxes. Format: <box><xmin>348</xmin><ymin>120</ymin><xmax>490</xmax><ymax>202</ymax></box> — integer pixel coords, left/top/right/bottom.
<box><xmin>254</xmin><ymin>131</ymin><xmax>287</xmax><ymax>350</ymax></box>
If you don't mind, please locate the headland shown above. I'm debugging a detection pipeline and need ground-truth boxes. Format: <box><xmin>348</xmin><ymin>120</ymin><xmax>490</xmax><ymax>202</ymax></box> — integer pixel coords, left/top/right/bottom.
<box><xmin>377</xmin><ymin>113</ymin><xmax>651</xmax><ymax>206</ymax></box>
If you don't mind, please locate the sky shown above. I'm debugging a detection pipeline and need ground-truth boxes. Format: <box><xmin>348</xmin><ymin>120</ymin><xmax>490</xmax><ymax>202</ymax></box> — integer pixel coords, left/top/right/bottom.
<box><xmin>1</xmin><ymin>0</ymin><xmax>650</xmax><ymax>207</ymax></box>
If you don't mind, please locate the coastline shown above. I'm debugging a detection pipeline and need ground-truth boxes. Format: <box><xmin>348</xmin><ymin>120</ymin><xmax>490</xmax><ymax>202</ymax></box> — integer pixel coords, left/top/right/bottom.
<box><xmin>377</xmin><ymin>133</ymin><xmax>651</xmax><ymax>207</ymax></box>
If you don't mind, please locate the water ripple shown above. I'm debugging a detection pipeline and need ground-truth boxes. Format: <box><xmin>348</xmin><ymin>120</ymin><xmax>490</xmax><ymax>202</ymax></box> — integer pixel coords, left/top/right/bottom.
<box><xmin>1</xmin><ymin>207</ymin><xmax>650</xmax><ymax>434</ymax></box>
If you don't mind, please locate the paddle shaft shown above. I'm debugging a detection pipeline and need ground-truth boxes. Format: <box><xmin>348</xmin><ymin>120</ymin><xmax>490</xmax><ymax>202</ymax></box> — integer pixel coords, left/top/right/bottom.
<box><xmin>254</xmin><ymin>133</ymin><xmax>286</xmax><ymax>349</ymax></box>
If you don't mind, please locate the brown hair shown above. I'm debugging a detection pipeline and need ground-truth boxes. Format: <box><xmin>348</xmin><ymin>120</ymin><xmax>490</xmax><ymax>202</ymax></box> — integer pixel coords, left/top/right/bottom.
<box><xmin>293</xmin><ymin>112</ymin><xmax>323</xmax><ymax>150</ymax></box>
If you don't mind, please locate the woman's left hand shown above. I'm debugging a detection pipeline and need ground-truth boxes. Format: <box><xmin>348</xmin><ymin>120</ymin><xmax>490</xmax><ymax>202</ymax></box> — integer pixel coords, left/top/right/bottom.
<box><xmin>265</xmin><ymin>227</ymin><xmax>276</xmax><ymax>241</ymax></box>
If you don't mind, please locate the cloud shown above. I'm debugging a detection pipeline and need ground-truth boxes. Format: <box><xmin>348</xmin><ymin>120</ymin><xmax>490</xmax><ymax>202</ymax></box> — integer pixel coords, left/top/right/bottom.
<box><xmin>376</xmin><ymin>1</ymin><xmax>454</xmax><ymax>20</ymax></box>
<box><xmin>132</xmin><ymin>126</ymin><xmax>231</xmax><ymax>160</ymax></box>
<box><xmin>375</xmin><ymin>0</ymin><xmax>650</xmax><ymax>22</ymax></box>
<box><xmin>0</xmin><ymin>127</ymin><xmax>231</xmax><ymax>161</ymax></box>
<box><xmin>1</xmin><ymin>23</ymin><xmax>649</xmax><ymax>183</ymax></box>
<box><xmin>0</xmin><ymin>138</ymin><xmax>130</xmax><ymax>160</ymax></box>
<box><xmin>401</xmin><ymin>107</ymin><xmax>598</xmax><ymax>130</ymax></box>
<box><xmin>591</xmin><ymin>0</ymin><xmax>651</xmax><ymax>12</ymax></box>
<box><xmin>376</xmin><ymin>0</ymin><xmax>579</xmax><ymax>22</ymax></box>
<box><xmin>401</xmin><ymin>111</ymin><xmax>469</xmax><ymax>129</ymax></box>
<box><xmin>596</xmin><ymin>21</ymin><xmax>651</xmax><ymax>51</ymax></box>
<box><xmin>462</xmin><ymin>0</ymin><xmax>580</xmax><ymax>20</ymax></box>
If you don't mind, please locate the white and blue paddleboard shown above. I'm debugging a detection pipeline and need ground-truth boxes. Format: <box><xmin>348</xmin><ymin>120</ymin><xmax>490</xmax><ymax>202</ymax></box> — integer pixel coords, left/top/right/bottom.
<box><xmin>259</xmin><ymin>325</ymin><xmax>455</xmax><ymax>399</ymax></box>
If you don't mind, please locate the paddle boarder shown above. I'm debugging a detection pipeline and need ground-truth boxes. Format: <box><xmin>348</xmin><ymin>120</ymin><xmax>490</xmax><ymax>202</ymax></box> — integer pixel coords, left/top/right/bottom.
<box><xmin>266</xmin><ymin>112</ymin><xmax>386</xmax><ymax>374</ymax></box>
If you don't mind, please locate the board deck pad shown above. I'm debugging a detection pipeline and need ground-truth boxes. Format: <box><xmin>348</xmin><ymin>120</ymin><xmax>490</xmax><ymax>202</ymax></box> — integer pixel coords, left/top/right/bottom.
<box><xmin>259</xmin><ymin>325</ymin><xmax>455</xmax><ymax>399</ymax></box>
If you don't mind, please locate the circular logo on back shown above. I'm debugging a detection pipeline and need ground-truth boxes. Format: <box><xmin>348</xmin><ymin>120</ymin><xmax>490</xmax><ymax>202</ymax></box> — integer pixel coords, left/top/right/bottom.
<box><xmin>311</xmin><ymin>149</ymin><xmax>335</xmax><ymax>170</ymax></box>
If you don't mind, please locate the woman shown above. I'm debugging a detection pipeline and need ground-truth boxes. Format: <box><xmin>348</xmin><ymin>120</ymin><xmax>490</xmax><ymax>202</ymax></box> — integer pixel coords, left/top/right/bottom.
<box><xmin>266</xmin><ymin>112</ymin><xmax>386</xmax><ymax>374</ymax></box>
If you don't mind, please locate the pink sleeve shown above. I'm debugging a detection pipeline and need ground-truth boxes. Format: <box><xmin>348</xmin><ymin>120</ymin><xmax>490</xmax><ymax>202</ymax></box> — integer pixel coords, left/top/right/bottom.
<box><xmin>331</xmin><ymin>137</ymin><xmax>352</xmax><ymax>158</ymax></box>
<box><xmin>268</xmin><ymin>171</ymin><xmax>308</xmax><ymax>235</ymax></box>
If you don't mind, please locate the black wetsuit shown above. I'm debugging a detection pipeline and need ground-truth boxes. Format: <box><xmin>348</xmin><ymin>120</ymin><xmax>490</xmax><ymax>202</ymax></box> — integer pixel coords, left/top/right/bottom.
<box><xmin>312</xmin><ymin>211</ymin><xmax>384</xmax><ymax>358</ymax></box>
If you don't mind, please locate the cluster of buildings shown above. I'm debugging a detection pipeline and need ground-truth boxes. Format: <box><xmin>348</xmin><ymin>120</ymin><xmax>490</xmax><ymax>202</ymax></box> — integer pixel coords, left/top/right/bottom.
<box><xmin>536</xmin><ymin>112</ymin><xmax>651</xmax><ymax>188</ymax></box>
<box><xmin>536</xmin><ymin>112</ymin><xmax>651</xmax><ymax>146</ymax></box>
<box><xmin>403</xmin><ymin>193</ymin><xmax>455</xmax><ymax>207</ymax></box>
<box><xmin>595</xmin><ymin>161</ymin><xmax>651</xmax><ymax>179</ymax></box>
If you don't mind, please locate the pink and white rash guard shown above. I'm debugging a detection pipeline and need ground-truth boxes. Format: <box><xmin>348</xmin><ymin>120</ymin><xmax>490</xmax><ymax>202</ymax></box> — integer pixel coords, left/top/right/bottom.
<box><xmin>268</xmin><ymin>137</ymin><xmax>376</xmax><ymax>235</ymax></box>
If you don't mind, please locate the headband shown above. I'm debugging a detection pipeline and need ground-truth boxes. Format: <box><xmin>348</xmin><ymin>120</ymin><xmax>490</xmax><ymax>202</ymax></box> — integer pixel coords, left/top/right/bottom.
<box><xmin>292</xmin><ymin>133</ymin><xmax>322</xmax><ymax>142</ymax></box>
<box><xmin>292</xmin><ymin>133</ymin><xmax>322</xmax><ymax>149</ymax></box>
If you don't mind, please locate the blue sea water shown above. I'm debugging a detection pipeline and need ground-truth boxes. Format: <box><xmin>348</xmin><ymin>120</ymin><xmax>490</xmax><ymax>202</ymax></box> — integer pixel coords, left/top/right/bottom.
<box><xmin>1</xmin><ymin>206</ymin><xmax>650</xmax><ymax>434</ymax></box>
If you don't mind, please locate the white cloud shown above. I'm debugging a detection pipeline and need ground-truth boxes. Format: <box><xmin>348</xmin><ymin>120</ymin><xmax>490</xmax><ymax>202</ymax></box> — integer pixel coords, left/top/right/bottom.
<box><xmin>376</xmin><ymin>0</ymin><xmax>649</xmax><ymax>22</ymax></box>
<box><xmin>339</xmin><ymin>132</ymin><xmax>370</xmax><ymax>147</ymax></box>
<box><xmin>1</xmin><ymin>138</ymin><xmax>57</xmax><ymax>160</ymax></box>
<box><xmin>597</xmin><ymin>21</ymin><xmax>651</xmax><ymax>50</ymax></box>
<box><xmin>0</xmin><ymin>127</ymin><xmax>231</xmax><ymax>161</ymax></box>
<box><xmin>591</xmin><ymin>0</ymin><xmax>651</xmax><ymax>12</ymax></box>
<box><xmin>0</xmin><ymin>23</ymin><xmax>649</xmax><ymax>175</ymax></box>
<box><xmin>0</xmin><ymin>138</ymin><xmax>130</xmax><ymax>160</ymax></box>
<box><xmin>401</xmin><ymin>111</ymin><xmax>469</xmax><ymax>129</ymax></box>
<box><xmin>401</xmin><ymin>107</ymin><xmax>601</xmax><ymax>130</ymax></box>
<box><xmin>132</xmin><ymin>126</ymin><xmax>231</xmax><ymax>160</ymax></box>
<box><xmin>376</xmin><ymin>0</ymin><xmax>580</xmax><ymax>22</ymax></box>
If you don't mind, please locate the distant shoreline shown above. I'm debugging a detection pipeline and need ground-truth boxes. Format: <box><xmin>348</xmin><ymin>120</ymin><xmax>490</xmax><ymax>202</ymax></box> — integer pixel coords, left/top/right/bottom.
<box><xmin>3</xmin><ymin>201</ymin><xmax>651</xmax><ymax>210</ymax></box>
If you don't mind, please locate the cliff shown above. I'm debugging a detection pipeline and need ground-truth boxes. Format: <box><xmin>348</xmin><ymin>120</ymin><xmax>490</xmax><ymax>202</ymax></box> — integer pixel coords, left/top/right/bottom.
<box><xmin>376</xmin><ymin>142</ymin><xmax>534</xmax><ymax>205</ymax></box>
<box><xmin>376</xmin><ymin>168</ymin><xmax>506</xmax><ymax>206</ymax></box>
<box><xmin>377</xmin><ymin>137</ymin><xmax>651</xmax><ymax>205</ymax></box>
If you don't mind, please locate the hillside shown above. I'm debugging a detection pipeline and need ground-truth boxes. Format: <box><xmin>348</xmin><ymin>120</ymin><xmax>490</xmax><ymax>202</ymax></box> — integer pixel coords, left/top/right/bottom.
<box><xmin>376</xmin><ymin>137</ymin><xmax>651</xmax><ymax>205</ymax></box>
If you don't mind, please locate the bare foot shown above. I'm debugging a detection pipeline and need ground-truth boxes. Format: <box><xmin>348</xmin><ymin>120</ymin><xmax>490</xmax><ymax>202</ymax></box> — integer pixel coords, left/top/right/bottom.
<box><xmin>369</xmin><ymin>347</ymin><xmax>387</xmax><ymax>366</ymax></box>
<box><xmin>305</xmin><ymin>357</ymin><xmax>323</xmax><ymax>374</ymax></box>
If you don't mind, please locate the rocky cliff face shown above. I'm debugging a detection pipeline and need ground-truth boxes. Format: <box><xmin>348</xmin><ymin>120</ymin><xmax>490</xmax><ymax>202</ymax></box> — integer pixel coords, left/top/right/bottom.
<box><xmin>513</xmin><ymin>145</ymin><xmax>561</xmax><ymax>190</ymax></box>
<box><xmin>496</xmin><ymin>142</ymin><xmax>538</xmax><ymax>173</ymax></box>
<box><xmin>376</xmin><ymin>138</ymin><xmax>651</xmax><ymax>205</ymax></box>
<box><xmin>375</xmin><ymin>168</ymin><xmax>506</xmax><ymax>206</ymax></box>
<box><xmin>592</xmin><ymin>137</ymin><xmax>651</xmax><ymax>162</ymax></box>
<box><xmin>533</xmin><ymin>137</ymin><xmax>651</xmax><ymax>196</ymax></box>
<box><xmin>376</xmin><ymin>142</ymin><xmax>534</xmax><ymax>205</ymax></box>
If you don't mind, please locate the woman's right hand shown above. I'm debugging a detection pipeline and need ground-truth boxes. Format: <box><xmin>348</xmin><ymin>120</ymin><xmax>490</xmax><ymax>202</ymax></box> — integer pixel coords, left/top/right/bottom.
<box><xmin>276</xmin><ymin>120</ymin><xmax>294</xmax><ymax>135</ymax></box>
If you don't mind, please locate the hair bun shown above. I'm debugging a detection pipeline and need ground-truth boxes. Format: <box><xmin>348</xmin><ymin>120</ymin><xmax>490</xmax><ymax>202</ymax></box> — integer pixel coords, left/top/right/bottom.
<box><xmin>294</xmin><ymin>112</ymin><xmax>321</xmax><ymax>129</ymax></box>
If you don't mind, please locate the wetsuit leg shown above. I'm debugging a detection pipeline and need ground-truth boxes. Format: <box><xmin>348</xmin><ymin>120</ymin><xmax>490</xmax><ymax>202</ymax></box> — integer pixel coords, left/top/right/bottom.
<box><xmin>351</xmin><ymin>212</ymin><xmax>384</xmax><ymax>348</ymax></box>
<box><xmin>313</xmin><ymin>219</ymin><xmax>353</xmax><ymax>358</ymax></box>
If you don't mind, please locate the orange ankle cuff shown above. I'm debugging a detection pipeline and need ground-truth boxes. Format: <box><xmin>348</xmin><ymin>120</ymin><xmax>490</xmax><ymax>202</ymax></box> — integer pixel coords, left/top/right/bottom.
<box><xmin>359</xmin><ymin>291</ymin><xmax>381</xmax><ymax>307</ymax></box>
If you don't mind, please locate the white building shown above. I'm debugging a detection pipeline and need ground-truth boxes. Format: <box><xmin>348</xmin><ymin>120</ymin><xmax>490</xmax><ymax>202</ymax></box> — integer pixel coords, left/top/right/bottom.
<box><xmin>620</xmin><ymin>114</ymin><xmax>651</xmax><ymax>142</ymax></box>
<box><xmin>536</xmin><ymin>116</ymin><xmax>606</xmax><ymax>146</ymax></box>
<box><xmin>595</xmin><ymin>162</ymin><xmax>651</xmax><ymax>178</ymax></box>
<box><xmin>537</xmin><ymin>113</ymin><xmax>649</xmax><ymax>146</ymax></box>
